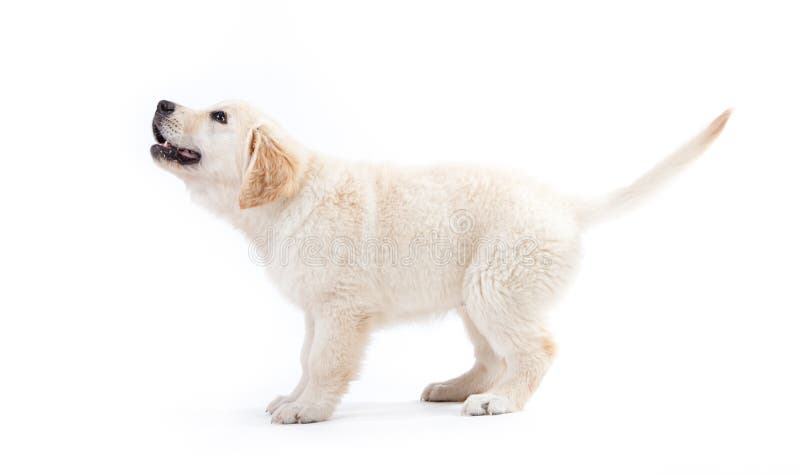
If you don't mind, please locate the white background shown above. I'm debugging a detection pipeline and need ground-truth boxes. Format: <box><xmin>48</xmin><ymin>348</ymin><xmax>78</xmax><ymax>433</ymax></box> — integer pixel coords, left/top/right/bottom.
<box><xmin>1</xmin><ymin>1</ymin><xmax>799</xmax><ymax>473</ymax></box>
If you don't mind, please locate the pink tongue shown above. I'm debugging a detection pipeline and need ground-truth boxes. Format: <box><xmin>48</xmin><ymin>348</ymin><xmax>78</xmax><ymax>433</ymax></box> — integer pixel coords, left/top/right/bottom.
<box><xmin>179</xmin><ymin>149</ymin><xmax>198</xmax><ymax>159</ymax></box>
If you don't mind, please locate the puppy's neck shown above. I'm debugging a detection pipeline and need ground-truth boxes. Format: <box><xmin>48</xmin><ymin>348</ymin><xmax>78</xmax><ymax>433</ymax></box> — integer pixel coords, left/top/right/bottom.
<box><xmin>192</xmin><ymin>152</ymin><xmax>325</xmax><ymax>241</ymax></box>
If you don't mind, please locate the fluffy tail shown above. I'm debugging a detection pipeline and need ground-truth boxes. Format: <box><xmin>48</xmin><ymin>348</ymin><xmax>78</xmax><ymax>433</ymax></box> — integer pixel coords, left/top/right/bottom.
<box><xmin>577</xmin><ymin>109</ymin><xmax>733</xmax><ymax>226</ymax></box>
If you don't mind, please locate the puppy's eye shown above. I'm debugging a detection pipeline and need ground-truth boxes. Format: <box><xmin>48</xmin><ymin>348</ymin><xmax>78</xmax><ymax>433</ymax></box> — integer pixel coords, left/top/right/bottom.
<box><xmin>210</xmin><ymin>111</ymin><xmax>227</xmax><ymax>124</ymax></box>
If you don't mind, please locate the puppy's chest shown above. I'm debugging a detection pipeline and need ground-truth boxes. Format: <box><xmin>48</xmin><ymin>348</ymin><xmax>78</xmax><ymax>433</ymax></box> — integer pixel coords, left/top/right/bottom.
<box><xmin>259</xmin><ymin>210</ymin><xmax>378</xmax><ymax>306</ymax></box>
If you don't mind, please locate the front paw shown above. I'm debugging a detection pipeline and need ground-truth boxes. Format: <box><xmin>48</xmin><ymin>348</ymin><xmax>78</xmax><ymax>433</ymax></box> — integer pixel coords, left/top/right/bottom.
<box><xmin>266</xmin><ymin>394</ymin><xmax>290</xmax><ymax>414</ymax></box>
<box><xmin>270</xmin><ymin>401</ymin><xmax>334</xmax><ymax>424</ymax></box>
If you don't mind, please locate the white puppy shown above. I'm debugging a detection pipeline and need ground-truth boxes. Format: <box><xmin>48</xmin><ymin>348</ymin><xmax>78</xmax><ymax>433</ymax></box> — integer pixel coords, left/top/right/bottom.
<box><xmin>151</xmin><ymin>100</ymin><xmax>731</xmax><ymax>423</ymax></box>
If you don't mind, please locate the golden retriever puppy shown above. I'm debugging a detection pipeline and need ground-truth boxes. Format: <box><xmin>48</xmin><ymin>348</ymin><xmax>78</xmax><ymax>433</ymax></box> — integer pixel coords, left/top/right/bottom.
<box><xmin>151</xmin><ymin>99</ymin><xmax>730</xmax><ymax>423</ymax></box>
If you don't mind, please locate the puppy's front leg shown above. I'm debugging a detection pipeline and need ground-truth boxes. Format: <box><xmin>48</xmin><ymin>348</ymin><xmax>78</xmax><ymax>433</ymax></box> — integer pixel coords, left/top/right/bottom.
<box><xmin>266</xmin><ymin>314</ymin><xmax>314</xmax><ymax>414</ymax></box>
<box><xmin>270</xmin><ymin>310</ymin><xmax>371</xmax><ymax>424</ymax></box>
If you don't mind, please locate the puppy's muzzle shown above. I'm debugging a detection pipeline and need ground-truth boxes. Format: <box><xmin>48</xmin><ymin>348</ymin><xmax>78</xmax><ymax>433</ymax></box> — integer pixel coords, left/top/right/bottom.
<box><xmin>150</xmin><ymin>99</ymin><xmax>202</xmax><ymax>165</ymax></box>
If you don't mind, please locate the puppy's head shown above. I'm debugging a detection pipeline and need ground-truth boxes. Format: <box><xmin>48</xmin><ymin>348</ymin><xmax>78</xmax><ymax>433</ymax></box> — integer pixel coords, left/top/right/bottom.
<box><xmin>151</xmin><ymin>99</ymin><xmax>306</xmax><ymax>209</ymax></box>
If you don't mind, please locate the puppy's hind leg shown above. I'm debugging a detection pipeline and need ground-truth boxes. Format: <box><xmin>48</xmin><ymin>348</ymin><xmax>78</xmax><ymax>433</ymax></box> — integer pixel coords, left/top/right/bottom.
<box><xmin>460</xmin><ymin>262</ymin><xmax>559</xmax><ymax>416</ymax></box>
<box><xmin>421</xmin><ymin>307</ymin><xmax>504</xmax><ymax>402</ymax></box>
<box><xmin>461</xmin><ymin>323</ymin><xmax>555</xmax><ymax>416</ymax></box>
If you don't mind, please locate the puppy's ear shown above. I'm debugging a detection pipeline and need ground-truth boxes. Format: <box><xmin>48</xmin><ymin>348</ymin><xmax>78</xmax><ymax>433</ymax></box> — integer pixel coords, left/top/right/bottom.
<box><xmin>239</xmin><ymin>125</ymin><xmax>303</xmax><ymax>209</ymax></box>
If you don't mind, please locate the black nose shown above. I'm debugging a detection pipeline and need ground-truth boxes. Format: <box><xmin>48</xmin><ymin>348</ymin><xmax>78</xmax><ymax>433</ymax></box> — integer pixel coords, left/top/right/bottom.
<box><xmin>157</xmin><ymin>100</ymin><xmax>175</xmax><ymax>115</ymax></box>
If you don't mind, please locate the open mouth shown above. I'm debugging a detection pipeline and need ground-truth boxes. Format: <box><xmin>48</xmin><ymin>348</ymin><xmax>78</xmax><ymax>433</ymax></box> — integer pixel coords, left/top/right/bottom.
<box><xmin>151</xmin><ymin>121</ymin><xmax>202</xmax><ymax>165</ymax></box>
